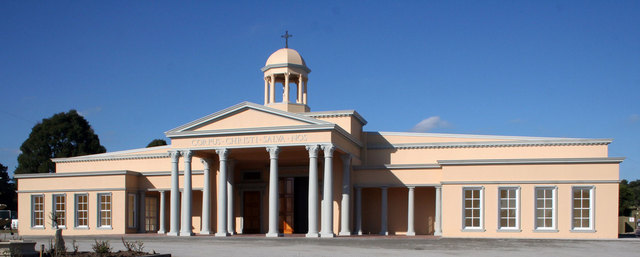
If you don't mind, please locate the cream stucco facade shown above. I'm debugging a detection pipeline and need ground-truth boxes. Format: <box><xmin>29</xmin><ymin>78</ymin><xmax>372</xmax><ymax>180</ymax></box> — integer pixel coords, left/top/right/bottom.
<box><xmin>16</xmin><ymin>48</ymin><xmax>622</xmax><ymax>239</ymax></box>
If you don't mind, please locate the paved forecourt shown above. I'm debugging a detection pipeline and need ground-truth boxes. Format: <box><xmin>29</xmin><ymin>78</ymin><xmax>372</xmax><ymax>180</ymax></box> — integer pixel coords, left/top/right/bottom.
<box><xmin>22</xmin><ymin>235</ymin><xmax>640</xmax><ymax>257</ymax></box>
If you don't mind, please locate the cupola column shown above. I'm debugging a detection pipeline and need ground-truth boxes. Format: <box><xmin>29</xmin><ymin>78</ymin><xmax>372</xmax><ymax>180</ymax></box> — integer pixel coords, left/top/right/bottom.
<box><xmin>297</xmin><ymin>75</ymin><xmax>303</xmax><ymax>103</ymax></box>
<box><xmin>264</xmin><ymin>77</ymin><xmax>269</xmax><ymax>104</ymax></box>
<box><xmin>303</xmin><ymin>79</ymin><xmax>308</xmax><ymax>105</ymax></box>
<box><xmin>269</xmin><ymin>75</ymin><xmax>276</xmax><ymax>104</ymax></box>
<box><xmin>284</xmin><ymin>72</ymin><xmax>290</xmax><ymax>103</ymax></box>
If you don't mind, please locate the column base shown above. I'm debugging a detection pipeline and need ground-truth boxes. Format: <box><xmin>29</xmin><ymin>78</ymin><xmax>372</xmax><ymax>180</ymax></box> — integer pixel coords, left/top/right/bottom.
<box><xmin>338</xmin><ymin>231</ymin><xmax>351</xmax><ymax>236</ymax></box>
<box><xmin>305</xmin><ymin>232</ymin><xmax>319</xmax><ymax>238</ymax></box>
<box><xmin>199</xmin><ymin>230</ymin><xmax>211</xmax><ymax>235</ymax></box>
<box><xmin>179</xmin><ymin>231</ymin><xmax>194</xmax><ymax>237</ymax></box>
<box><xmin>406</xmin><ymin>232</ymin><xmax>416</xmax><ymax>236</ymax></box>
<box><xmin>215</xmin><ymin>232</ymin><xmax>229</xmax><ymax>237</ymax></box>
<box><xmin>379</xmin><ymin>231</ymin><xmax>389</xmax><ymax>236</ymax></box>
<box><xmin>157</xmin><ymin>230</ymin><xmax>166</xmax><ymax>234</ymax></box>
<box><xmin>167</xmin><ymin>231</ymin><xmax>179</xmax><ymax>236</ymax></box>
<box><xmin>357</xmin><ymin>231</ymin><xmax>363</xmax><ymax>236</ymax></box>
<box><xmin>266</xmin><ymin>232</ymin><xmax>280</xmax><ymax>238</ymax></box>
<box><xmin>228</xmin><ymin>232</ymin><xmax>236</xmax><ymax>236</ymax></box>
<box><xmin>434</xmin><ymin>231</ymin><xmax>442</xmax><ymax>236</ymax></box>
<box><xmin>320</xmin><ymin>233</ymin><xmax>335</xmax><ymax>238</ymax></box>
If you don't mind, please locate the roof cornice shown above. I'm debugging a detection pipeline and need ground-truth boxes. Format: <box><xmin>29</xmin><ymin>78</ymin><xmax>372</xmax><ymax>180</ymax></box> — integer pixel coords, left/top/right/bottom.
<box><xmin>304</xmin><ymin>110</ymin><xmax>368</xmax><ymax>125</ymax></box>
<box><xmin>367</xmin><ymin>139</ymin><xmax>613</xmax><ymax>150</ymax></box>
<box><xmin>52</xmin><ymin>153</ymin><xmax>169</xmax><ymax>163</ymax></box>
<box><xmin>438</xmin><ymin>157</ymin><xmax>625</xmax><ymax>165</ymax></box>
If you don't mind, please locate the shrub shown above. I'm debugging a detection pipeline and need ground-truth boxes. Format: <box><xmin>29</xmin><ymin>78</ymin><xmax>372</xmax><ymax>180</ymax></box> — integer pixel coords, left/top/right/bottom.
<box><xmin>92</xmin><ymin>239</ymin><xmax>112</xmax><ymax>255</ymax></box>
<box><xmin>121</xmin><ymin>237</ymin><xmax>145</xmax><ymax>253</ymax></box>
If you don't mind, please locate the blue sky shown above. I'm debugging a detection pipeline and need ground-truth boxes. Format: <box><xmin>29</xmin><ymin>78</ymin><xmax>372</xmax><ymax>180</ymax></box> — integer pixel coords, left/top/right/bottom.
<box><xmin>1</xmin><ymin>1</ymin><xmax>638</xmax><ymax>179</ymax></box>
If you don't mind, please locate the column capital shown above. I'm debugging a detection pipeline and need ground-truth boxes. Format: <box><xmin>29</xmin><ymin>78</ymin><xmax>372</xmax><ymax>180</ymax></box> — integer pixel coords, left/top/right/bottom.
<box><xmin>169</xmin><ymin>151</ymin><xmax>181</xmax><ymax>162</ymax></box>
<box><xmin>201</xmin><ymin>158</ymin><xmax>211</xmax><ymax>169</ymax></box>
<box><xmin>306</xmin><ymin>145</ymin><xmax>320</xmax><ymax>158</ymax></box>
<box><xmin>216</xmin><ymin>148</ymin><xmax>230</xmax><ymax>161</ymax></box>
<box><xmin>181</xmin><ymin>150</ymin><xmax>193</xmax><ymax>162</ymax></box>
<box><xmin>341</xmin><ymin>153</ymin><xmax>352</xmax><ymax>162</ymax></box>
<box><xmin>322</xmin><ymin>144</ymin><xmax>335</xmax><ymax>156</ymax></box>
<box><xmin>266</xmin><ymin>146</ymin><xmax>280</xmax><ymax>159</ymax></box>
<box><xmin>407</xmin><ymin>186</ymin><xmax>416</xmax><ymax>190</ymax></box>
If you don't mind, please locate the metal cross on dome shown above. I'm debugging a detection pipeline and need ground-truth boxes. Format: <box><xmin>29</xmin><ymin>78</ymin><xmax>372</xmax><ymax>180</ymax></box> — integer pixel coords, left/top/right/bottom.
<box><xmin>281</xmin><ymin>31</ymin><xmax>293</xmax><ymax>48</ymax></box>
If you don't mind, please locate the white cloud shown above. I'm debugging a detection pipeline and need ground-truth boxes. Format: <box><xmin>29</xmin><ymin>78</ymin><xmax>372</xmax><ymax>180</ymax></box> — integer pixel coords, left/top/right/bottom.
<box><xmin>629</xmin><ymin>114</ymin><xmax>639</xmax><ymax>123</ymax></box>
<box><xmin>410</xmin><ymin>116</ymin><xmax>451</xmax><ymax>132</ymax></box>
<box><xmin>78</xmin><ymin>106</ymin><xmax>103</xmax><ymax>117</ymax></box>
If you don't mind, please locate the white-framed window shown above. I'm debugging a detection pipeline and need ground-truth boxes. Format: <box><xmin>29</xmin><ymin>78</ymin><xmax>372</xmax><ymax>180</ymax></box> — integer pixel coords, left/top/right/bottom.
<box><xmin>52</xmin><ymin>194</ymin><xmax>66</xmax><ymax>228</ymax></box>
<box><xmin>127</xmin><ymin>193</ymin><xmax>137</xmax><ymax>229</ymax></box>
<box><xmin>75</xmin><ymin>193</ymin><xmax>88</xmax><ymax>228</ymax></box>
<box><xmin>462</xmin><ymin>187</ymin><xmax>484</xmax><ymax>230</ymax></box>
<box><xmin>534</xmin><ymin>186</ymin><xmax>557</xmax><ymax>231</ymax></box>
<box><xmin>498</xmin><ymin>187</ymin><xmax>519</xmax><ymax>230</ymax></box>
<box><xmin>97</xmin><ymin>193</ymin><xmax>112</xmax><ymax>228</ymax></box>
<box><xmin>31</xmin><ymin>194</ymin><xmax>44</xmax><ymax>228</ymax></box>
<box><xmin>572</xmin><ymin>186</ymin><xmax>594</xmax><ymax>231</ymax></box>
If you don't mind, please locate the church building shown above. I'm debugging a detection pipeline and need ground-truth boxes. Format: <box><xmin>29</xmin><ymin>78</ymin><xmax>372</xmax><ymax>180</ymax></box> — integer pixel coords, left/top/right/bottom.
<box><xmin>16</xmin><ymin>46</ymin><xmax>622</xmax><ymax>239</ymax></box>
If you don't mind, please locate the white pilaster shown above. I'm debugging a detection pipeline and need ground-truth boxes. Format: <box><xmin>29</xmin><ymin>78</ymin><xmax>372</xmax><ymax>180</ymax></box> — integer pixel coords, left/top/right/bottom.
<box><xmin>215</xmin><ymin>148</ymin><xmax>229</xmax><ymax>237</ymax></box>
<box><xmin>355</xmin><ymin>187</ymin><xmax>363</xmax><ymax>235</ymax></box>
<box><xmin>406</xmin><ymin>186</ymin><xmax>415</xmax><ymax>236</ymax></box>
<box><xmin>200</xmin><ymin>159</ymin><xmax>211</xmax><ymax>235</ymax></box>
<box><xmin>180</xmin><ymin>150</ymin><xmax>194</xmax><ymax>236</ymax></box>
<box><xmin>266</xmin><ymin>146</ymin><xmax>281</xmax><ymax>237</ymax></box>
<box><xmin>306</xmin><ymin>145</ymin><xmax>320</xmax><ymax>237</ymax></box>
<box><xmin>158</xmin><ymin>190</ymin><xmax>166</xmax><ymax>234</ymax></box>
<box><xmin>284</xmin><ymin>72</ymin><xmax>290</xmax><ymax>103</ymax></box>
<box><xmin>269</xmin><ymin>75</ymin><xmax>275</xmax><ymax>103</ymax></box>
<box><xmin>339</xmin><ymin>154</ymin><xmax>352</xmax><ymax>236</ymax></box>
<box><xmin>227</xmin><ymin>160</ymin><xmax>236</xmax><ymax>235</ymax></box>
<box><xmin>434</xmin><ymin>186</ymin><xmax>442</xmax><ymax>236</ymax></box>
<box><xmin>380</xmin><ymin>187</ymin><xmax>388</xmax><ymax>236</ymax></box>
<box><xmin>168</xmin><ymin>151</ymin><xmax>180</xmax><ymax>236</ymax></box>
<box><xmin>320</xmin><ymin>144</ymin><xmax>335</xmax><ymax>238</ymax></box>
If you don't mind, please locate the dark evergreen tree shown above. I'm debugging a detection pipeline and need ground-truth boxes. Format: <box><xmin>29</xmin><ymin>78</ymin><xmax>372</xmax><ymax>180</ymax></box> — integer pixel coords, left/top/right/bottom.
<box><xmin>0</xmin><ymin>163</ymin><xmax>17</xmax><ymax>210</ymax></box>
<box><xmin>146</xmin><ymin>139</ymin><xmax>168</xmax><ymax>147</ymax></box>
<box><xmin>15</xmin><ymin>110</ymin><xmax>106</xmax><ymax>174</ymax></box>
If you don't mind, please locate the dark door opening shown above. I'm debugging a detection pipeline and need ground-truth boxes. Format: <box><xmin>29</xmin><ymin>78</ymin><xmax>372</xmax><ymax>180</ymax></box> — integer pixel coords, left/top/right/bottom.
<box><xmin>243</xmin><ymin>191</ymin><xmax>261</xmax><ymax>234</ymax></box>
<box><xmin>293</xmin><ymin>177</ymin><xmax>309</xmax><ymax>234</ymax></box>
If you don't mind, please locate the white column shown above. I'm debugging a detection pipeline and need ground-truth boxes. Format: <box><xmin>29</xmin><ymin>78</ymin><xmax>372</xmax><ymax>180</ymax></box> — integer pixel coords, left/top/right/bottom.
<box><xmin>297</xmin><ymin>75</ymin><xmax>303</xmax><ymax>103</ymax></box>
<box><xmin>138</xmin><ymin>191</ymin><xmax>146</xmax><ymax>233</ymax></box>
<box><xmin>266</xmin><ymin>146</ymin><xmax>281</xmax><ymax>237</ymax></box>
<box><xmin>200</xmin><ymin>159</ymin><xmax>211</xmax><ymax>234</ymax></box>
<box><xmin>168</xmin><ymin>151</ymin><xmax>180</xmax><ymax>236</ymax></box>
<box><xmin>434</xmin><ymin>186</ymin><xmax>442</xmax><ymax>236</ymax></box>
<box><xmin>339</xmin><ymin>154</ymin><xmax>352</xmax><ymax>236</ymax></box>
<box><xmin>406</xmin><ymin>187</ymin><xmax>416</xmax><ymax>236</ymax></box>
<box><xmin>158</xmin><ymin>190</ymin><xmax>166</xmax><ymax>234</ymax></box>
<box><xmin>180</xmin><ymin>150</ymin><xmax>194</xmax><ymax>236</ymax></box>
<box><xmin>264</xmin><ymin>77</ymin><xmax>269</xmax><ymax>104</ymax></box>
<box><xmin>303</xmin><ymin>79</ymin><xmax>308</xmax><ymax>105</ymax></box>
<box><xmin>320</xmin><ymin>144</ymin><xmax>335</xmax><ymax>238</ymax></box>
<box><xmin>284</xmin><ymin>72</ymin><xmax>290</xmax><ymax>103</ymax></box>
<box><xmin>356</xmin><ymin>186</ymin><xmax>362</xmax><ymax>235</ymax></box>
<box><xmin>269</xmin><ymin>75</ymin><xmax>275</xmax><ymax>103</ymax></box>
<box><xmin>380</xmin><ymin>187</ymin><xmax>388</xmax><ymax>235</ymax></box>
<box><xmin>306</xmin><ymin>145</ymin><xmax>320</xmax><ymax>237</ymax></box>
<box><xmin>227</xmin><ymin>160</ymin><xmax>235</xmax><ymax>235</ymax></box>
<box><xmin>215</xmin><ymin>148</ymin><xmax>229</xmax><ymax>237</ymax></box>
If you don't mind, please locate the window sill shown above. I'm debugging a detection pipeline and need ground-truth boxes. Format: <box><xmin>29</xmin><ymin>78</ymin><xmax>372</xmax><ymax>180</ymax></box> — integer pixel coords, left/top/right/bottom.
<box><xmin>51</xmin><ymin>226</ymin><xmax>67</xmax><ymax>230</ymax></box>
<box><xmin>533</xmin><ymin>229</ymin><xmax>559</xmax><ymax>233</ymax></box>
<box><xmin>97</xmin><ymin>226</ymin><xmax>113</xmax><ymax>230</ymax></box>
<box><xmin>497</xmin><ymin>228</ymin><xmax>521</xmax><ymax>232</ymax></box>
<box><xmin>461</xmin><ymin>228</ymin><xmax>486</xmax><ymax>232</ymax></box>
<box><xmin>570</xmin><ymin>229</ymin><xmax>596</xmax><ymax>233</ymax></box>
<box><xmin>31</xmin><ymin>226</ymin><xmax>45</xmax><ymax>230</ymax></box>
<box><xmin>74</xmin><ymin>226</ymin><xmax>89</xmax><ymax>230</ymax></box>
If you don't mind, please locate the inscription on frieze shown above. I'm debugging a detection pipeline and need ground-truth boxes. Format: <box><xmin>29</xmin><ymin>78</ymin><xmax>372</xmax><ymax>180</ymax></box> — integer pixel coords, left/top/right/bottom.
<box><xmin>191</xmin><ymin>134</ymin><xmax>308</xmax><ymax>147</ymax></box>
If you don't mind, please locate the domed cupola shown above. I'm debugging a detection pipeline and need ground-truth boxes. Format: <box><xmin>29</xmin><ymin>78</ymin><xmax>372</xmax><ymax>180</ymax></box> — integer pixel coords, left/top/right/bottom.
<box><xmin>261</xmin><ymin>32</ymin><xmax>311</xmax><ymax>113</ymax></box>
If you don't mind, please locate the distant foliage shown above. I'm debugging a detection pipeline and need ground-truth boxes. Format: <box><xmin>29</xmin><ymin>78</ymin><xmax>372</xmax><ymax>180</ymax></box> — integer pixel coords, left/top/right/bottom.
<box><xmin>0</xmin><ymin>162</ymin><xmax>17</xmax><ymax>210</ymax></box>
<box><xmin>620</xmin><ymin>179</ymin><xmax>640</xmax><ymax>216</ymax></box>
<box><xmin>15</xmin><ymin>110</ymin><xmax>106</xmax><ymax>174</ymax></box>
<box><xmin>146</xmin><ymin>139</ymin><xmax>168</xmax><ymax>148</ymax></box>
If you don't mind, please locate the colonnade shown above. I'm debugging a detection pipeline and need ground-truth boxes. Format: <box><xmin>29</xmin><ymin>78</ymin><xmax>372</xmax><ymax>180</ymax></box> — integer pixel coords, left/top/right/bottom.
<box><xmin>354</xmin><ymin>186</ymin><xmax>442</xmax><ymax>236</ymax></box>
<box><xmin>264</xmin><ymin>73</ymin><xmax>308</xmax><ymax>105</ymax></box>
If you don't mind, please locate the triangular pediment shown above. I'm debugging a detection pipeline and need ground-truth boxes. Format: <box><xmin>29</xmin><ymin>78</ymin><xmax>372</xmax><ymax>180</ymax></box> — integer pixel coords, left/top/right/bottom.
<box><xmin>165</xmin><ymin>102</ymin><xmax>333</xmax><ymax>137</ymax></box>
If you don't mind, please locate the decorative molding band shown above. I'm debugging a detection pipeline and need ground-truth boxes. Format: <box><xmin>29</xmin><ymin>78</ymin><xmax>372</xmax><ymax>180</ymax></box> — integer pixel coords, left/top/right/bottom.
<box><xmin>354</xmin><ymin>164</ymin><xmax>441</xmax><ymax>170</ymax></box>
<box><xmin>18</xmin><ymin>188</ymin><xmax>127</xmax><ymax>193</ymax></box>
<box><xmin>260</xmin><ymin>63</ymin><xmax>311</xmax><ymax>73</ymax></box>
<box><xmin>141</xmin><ymin>170</ymin><xmax>204</xmax><ymax>176</ymax></box>
<box><xmin>371</xmin><ymin>131</ymin><xmax>584</xmax><ymax>141</ymax></box>
<box><xmin>367</xmin><ymin>139</ymin><xmax>613</xmax><ymax>150</ymax></box>
<box><xmin>304</xmin><ymin>110</ymin><xmax>368</xmax><ymax>125</ymax></box>
<box><xmin>53</xmin><ymin>153</ymin><xmax>170</xmax><ymax>163</ymax></box>
<box><xmin>438</xmin><ymin>157</ymin><xmax>625</xmax><ymax>165</ymax></box>
<box><xmin>14</xmin><ymin>170</ymin><xmax>139</xmax><ymax>179</ymax></box>
<box><xmin>441</xmin><ymin>180</ymin><xmax>620</xmax><ymax>185</ymax></box>
<box><xmin>166</xmin><ymin>124</ymin><xmax>336</xmax><ymax>138</ymax></box>
<box><xmin>354</xmin><ymin>183</ymin><xmax>441</xmax><ymax>188</ymax></box>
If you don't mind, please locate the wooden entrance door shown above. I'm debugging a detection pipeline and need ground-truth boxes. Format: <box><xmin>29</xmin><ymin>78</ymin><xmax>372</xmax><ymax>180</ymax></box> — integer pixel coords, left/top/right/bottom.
<box><xmin>243</xmin><ymin>191</ymin><xmax>261</xmax><ymax>234</ymax></box>
<box><xmin>279</xmin><ymin>177</ymin><xmax>294</xmax><ymax>234</ymax></box>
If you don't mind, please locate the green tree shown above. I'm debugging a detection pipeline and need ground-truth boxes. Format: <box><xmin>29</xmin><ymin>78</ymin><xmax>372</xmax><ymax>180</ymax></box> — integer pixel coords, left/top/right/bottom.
<box><xmin>619</xmin><ymin>179</ymin><xmax>640</xmax><ymax>216</ymax></box>
<box><xmin>146</xmin><ymin>139</ymin><xmax>167</xmax><ymax>147</ymax></box>
<box><xmin>0</xmin><ymin>163</ymin><xmax>17</xmax><ymax>210</ymax></box>
<box><xmin>15</xmin><ymin>110</ymin><xmax>106</xmax><ymax>174</ymax></box>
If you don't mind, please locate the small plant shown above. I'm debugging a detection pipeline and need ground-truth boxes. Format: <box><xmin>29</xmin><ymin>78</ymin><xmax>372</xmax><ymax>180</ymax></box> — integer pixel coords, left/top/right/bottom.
<box><xmin>72</xmin><ymin>239</ymin><xmax>79</xmax><ymax>253</ymax></box>
<box><xmin>121</xmin><ymin>237</ymin><xmax>145</xmax><ymax>252</ymax></box>
<box><xmin>92</xmin><ymin>239</ymin><xmax>111</xmax><ymax>255</ymax></box>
